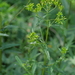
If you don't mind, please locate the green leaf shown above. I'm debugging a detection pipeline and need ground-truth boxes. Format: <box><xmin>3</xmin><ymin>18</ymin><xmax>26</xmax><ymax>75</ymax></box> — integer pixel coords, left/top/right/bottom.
<box><xmin>4</xmin><ymin>25</ymin><xmax>18</xmax><ymax>29</ymax></box>
<box><xmin>15</xmin><ymin>56</ymin><xmax>23</xmax><ymax>66</ymax></box>
<box><xmin>1</xmin><ymin>43</ymin><xmax>20</xmax><ymax>50</ymax></box>
<box><xmin>61</xmin><ymin>0</ymin><xmax>70</xmax><ymax>14</ymax></box>
<box><xmin>0</xmin><ymin>33</ymin><xmax>9</xmax><ymax>37</ymax></box>
<box><xmin>32</xmin><ymin>63</ymin><xmax>37</xmax><ymax>74</ymax></box>
<box><xmin>15</xmin><ymin>56</ymin><xmax>31</xmax><ymax>75</ymax></box>
<box><xmin>45</xmin><ymin>50</ymin><xmax>50</xmax><ymax>60</ymax></box>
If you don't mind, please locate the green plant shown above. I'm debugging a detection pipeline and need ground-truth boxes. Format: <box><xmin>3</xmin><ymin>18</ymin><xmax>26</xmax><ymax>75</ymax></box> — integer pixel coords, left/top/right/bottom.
<box><xmin>15</xmin><ymin>0</ymin><xmax>69</xmax><ymax>75</ymax></box>
<box><xmin>0</xmin><ymin>0</ymin><xmax>75</xmax><ymax>75</ymax></box>
<box><xmin>0</xmin><ymin>12</ymin><xmax>9</xmax><ymax>73</ymax></box>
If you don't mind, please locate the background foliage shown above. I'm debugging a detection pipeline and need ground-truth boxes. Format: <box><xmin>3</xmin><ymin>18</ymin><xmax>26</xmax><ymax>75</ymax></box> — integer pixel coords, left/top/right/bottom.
<box><xmin>0</xmin><ymin>0</ymin><xmax>75</xmax><ymax>75</ymax></box>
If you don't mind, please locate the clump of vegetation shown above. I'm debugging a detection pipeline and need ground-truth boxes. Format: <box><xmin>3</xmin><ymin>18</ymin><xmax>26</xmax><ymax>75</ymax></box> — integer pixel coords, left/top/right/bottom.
<box><xmin>15</xmin><ymin>0</ymin><xmax>71</xmax><ymax>75</ymax></box>
<box><xmin>0</xmin><ymin>0</ymin><xmax>75</xmax><ymax>75</ymax></box>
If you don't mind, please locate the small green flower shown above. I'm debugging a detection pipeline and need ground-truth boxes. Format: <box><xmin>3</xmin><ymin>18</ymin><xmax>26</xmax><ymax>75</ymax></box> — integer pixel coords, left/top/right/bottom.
<box><xmin>54</xmin><ymin>1</ymin><xmax>59</xmax><ymax>6</ymax></box>
<box><xmin>57</xmin><ymin>12</ymin><xmax>63</xmax><ymax>16</ymax></box>
<box><xmin>61</xmin><ymin>47</ymin><xmax>68</xmax><ymax>54</ymax></box>
<box><xmin>27</xmin><ymin>32</ymin><xmax>39</xmax><ymax>45</ymax></box>
<box><xmin>33</xmin><ymin>3</ymin><xmax>42</xmax><ymax>12</ymax></box>
<box><xmin>26</xmin><ymin>3</ymin><xmax>34</xmax><ymax>11</ymax></box>
<box><xmin>55</xmin><ymin>11</ymin><xmax>66</xmax><ymax>24</ymax></box>
<box><xmin>58</xmin><ymin>5</ymin><xmax>63</xmax><ymax>11</ymax></box>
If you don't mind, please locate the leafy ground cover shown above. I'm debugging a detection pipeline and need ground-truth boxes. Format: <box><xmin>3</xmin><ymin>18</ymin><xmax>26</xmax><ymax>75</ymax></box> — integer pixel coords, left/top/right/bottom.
<box><xmin>0</xmin><ymin>0</ymin><xmax>75</xmax><ymax>75</ymax></box>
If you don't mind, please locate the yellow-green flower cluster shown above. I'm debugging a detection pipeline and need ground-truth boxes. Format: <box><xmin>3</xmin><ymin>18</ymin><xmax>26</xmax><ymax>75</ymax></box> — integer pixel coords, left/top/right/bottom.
<box><xmin>33</xmin><ymin>3</ymin><xmax>42</xmax><ymax>12</ymax></box>
<box><xmin>55</xmin><ymin>4</ymin><xmax>66</xmax><ymax>24</ymax></box>
<box><xmin>26</xmin><ymin>0</ymin><xmax>54</xmax><ymax>12</ymax></box>
<box><xmin>26</xmin><ymin>0</ymin><xmax>60</xmax><ymax>13</ymax></box>
<box><xmin>26</xmin><ymin>3</ymin><xmax>42</xmax><ymax>12</ymax></box>
<box><xmin>55</xmin><ymin>11</ymin><xmax>66</xmax><ymax>24</ymax></box>
<box><xmin>61</xmin><ymin>47</ymin><xmax>68</xmax><ymax>54</ymax></box>
<box><xmin>26</xmin><ymin>3</ymin><xmax>34</xmax><ymax>11</ymax></box>
<box><xmin>27</xmin><ymin>32</ymin><xmax>39</xmax><ymax>45</ymax></box>
<box><xmin>53</xmin><ymin>1</ymin><xmax>59</xmax><ymax>6</ymax></box>
<box><xmin>26</xmin><ymin>0</ymin><xmax>66</xmax><ymax>25</ymax></box>
<box><xmin>40</xmin><ymin>0</ymin><xmax>60</xmax><ymax>6</ymax></box>
<box><xmin>40</xmin><ymin>0</ymin><xmax>52</xmax><ymax>6</ymax></box>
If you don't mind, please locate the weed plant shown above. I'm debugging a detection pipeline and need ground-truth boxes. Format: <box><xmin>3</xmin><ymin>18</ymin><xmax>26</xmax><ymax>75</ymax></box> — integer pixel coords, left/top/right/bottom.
<box><xmin>0</xmin><ymin>0</ymin><xmax>75</xmax><ymax>75</ymax></box>
<box><xmin>15</xmin><ymin>0</ymin><xmax>70</xmax><ymax>75</ymax></box>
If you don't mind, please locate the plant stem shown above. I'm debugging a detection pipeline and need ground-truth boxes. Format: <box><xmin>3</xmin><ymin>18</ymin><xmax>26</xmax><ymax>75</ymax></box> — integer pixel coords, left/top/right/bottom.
<box><xmin>46</xmin><ymin>23</ymin><xmax>49</xmax><ymax>42</ymax></box>
<box><xmin>0</xmin><ymin>13</ymin><xmax>2</xmax><ymax>72</ymax></box>
<box><xmin>46</xmin><ymin>20</ymin><xmax>50</xmax><ymax>42</ymax></box>
<box><xmin>45</xmin><ymin>5</ymin><xmax>50</xmax><ymax>42</ymax></box>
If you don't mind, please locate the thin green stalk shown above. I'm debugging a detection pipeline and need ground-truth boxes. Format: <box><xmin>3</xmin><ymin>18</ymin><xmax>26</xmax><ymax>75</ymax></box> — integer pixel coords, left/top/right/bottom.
<box><xmin>42</xmin><ymin>5</ymin><xmax>51</xmax><ymax>75</ymax></box>
<box><xmin>42</xmin><ymin>56</ymin><xmax>46</xmax><ymax>75</ymax></box>
<box><xmin>39</xmin><ymin>26</ymin><xmax>44</xmax><ymax>41</ymax></box>
<box><xmin>15</xmin><ymin>56</ymin><xmax>31</xmax><ymax>75</ymax></box>
<box><xmin>46</xmin><ymin>21</ymin><xmax>51</xmax><ymax>42</ymax></box>
<box><xmin>46</xmin><ymin>23</ymin><xmax>49</xmax><ymax>42</ymax></box>
<box><xmin>45</xmin><ymin>5</ymin><xmax>50</xmax><ymax>42</ymax></box>
<box><xmin>0</xmin><ymin>13</ymin><xmax>2</xmax><ymax>72</ymax></box>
